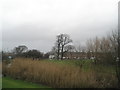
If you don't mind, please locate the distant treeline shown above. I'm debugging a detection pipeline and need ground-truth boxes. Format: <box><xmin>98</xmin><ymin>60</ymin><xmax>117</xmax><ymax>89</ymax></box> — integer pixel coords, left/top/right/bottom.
<box><xmin>2</xmin><ymin>47</ymin><xmax>50</xmax><ymax>60</ymax></box>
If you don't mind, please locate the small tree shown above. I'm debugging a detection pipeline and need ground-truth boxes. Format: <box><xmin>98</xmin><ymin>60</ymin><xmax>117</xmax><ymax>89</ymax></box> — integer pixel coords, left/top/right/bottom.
<box><xmin>13</xmin><ymin>45</ymin><xmax>28</xmax><ymax>56</ymax></box>
<box><xmin>25</xmin><ymin>49</ymin><xmax>43</xmax><ymax>59</ymax></box>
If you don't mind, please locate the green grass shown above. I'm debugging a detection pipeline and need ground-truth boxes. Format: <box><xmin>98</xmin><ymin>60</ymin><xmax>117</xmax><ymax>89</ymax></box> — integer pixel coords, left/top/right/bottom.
<box><xmin>0</xmin><ymin>77</ymin><xmax>2</xmax><ymax>88</ymax></box>
<box><xmin>44</xmin><ymin>59</ymin><xmax>116</xmax><ymax>74</ymax></box>
<box><xmin>2</xmin><ymin>76</ymin><xmax>50</xmax><ymax>88</ymax></box>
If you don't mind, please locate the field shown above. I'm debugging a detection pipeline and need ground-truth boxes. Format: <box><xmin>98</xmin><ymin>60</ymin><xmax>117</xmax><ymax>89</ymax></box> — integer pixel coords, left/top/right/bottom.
<box><xmin>2</xmin><ymin>76</ymin><xmax>50</xmax><ymax>88</ymax></box>
<box><xmin>2</xmin><ymin>58</ymin><xmax>118</xmax><ymax>88</ymax></box>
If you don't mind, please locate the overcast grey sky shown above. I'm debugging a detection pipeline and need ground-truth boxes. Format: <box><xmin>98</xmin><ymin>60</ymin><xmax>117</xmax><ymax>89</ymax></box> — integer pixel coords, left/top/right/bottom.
<box><xmin>1</xmin><ymin>0</ymin><xmax>119</xmax><ymax>53</ymax></box>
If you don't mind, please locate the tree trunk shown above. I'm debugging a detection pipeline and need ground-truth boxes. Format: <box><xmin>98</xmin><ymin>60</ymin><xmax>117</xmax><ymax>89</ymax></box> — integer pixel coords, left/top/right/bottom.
<box><xmin>61</xmin><ymin>45</ymin><xmax>64</xmax><ymax>60</ymax></box>
<box><xmin>95</xmin><ymin>53</ymin><xmax>97</xmax><ymax>64</ymax></box>
<box><xmin>57</xmin><ymin>43</ymin><xmax>60</xmax><ymax>60</ymax></box>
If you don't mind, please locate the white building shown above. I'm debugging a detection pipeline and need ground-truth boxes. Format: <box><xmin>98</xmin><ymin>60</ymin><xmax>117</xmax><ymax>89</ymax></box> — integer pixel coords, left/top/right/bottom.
<box><xmin>49</xmin><ymin>55</ymin><xmax>55</xmax><ymax>60</ymax></box>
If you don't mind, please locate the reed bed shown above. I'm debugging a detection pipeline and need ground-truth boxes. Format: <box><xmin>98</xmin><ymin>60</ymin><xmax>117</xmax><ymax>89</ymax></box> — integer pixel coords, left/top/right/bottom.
<box><xmin>2</xmin><ymin>58</ymin><xmax>118</xmax><ymax>88</ymax></box>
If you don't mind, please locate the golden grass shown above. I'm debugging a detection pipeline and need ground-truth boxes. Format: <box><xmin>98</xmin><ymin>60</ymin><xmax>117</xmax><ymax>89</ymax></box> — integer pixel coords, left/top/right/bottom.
<box><xmin>2</xmin><ymin>58</ymin><xmax>118</xmax><ymax>88</ymax></box>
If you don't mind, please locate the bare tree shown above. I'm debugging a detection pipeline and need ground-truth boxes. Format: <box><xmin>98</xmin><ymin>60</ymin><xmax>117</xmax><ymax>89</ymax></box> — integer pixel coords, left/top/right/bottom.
<box><xmin>56</xmin><ymin>35</ymin><xmax>62</xmax><ymax>59</ymax></box>
<box><xmin>108</xmin><ymin>30</ymin><xmax>119</xmax><ymax>87</ymax></box>
<box><xmin>86</xmin><ymin>39</ymin><xmax>94</xmax><ymax>52</ymax></box>
<box><xmin>64</xmin><ymin>45</ymin><xmax>75</xmax><ymax>59</ymax></box>
<box><xmin>60</xmin><ymin>34</ymin><xmax>72</xmax><ymax>60</ymax></box>
<box><xmin>100</xmin><ymin>37</ymin><xmax>110</xmax><ymax>52</ymax></box>
<box><xmin>109</xmin><ymin>30</ymin><xmax>118</xmax><ymax>55</ymax></box>
<box><xmin>75</xmin><ymin>44</ymin><xmax>82</xmax><ymax>52</ymax></box>
<box><xmin>86</xmin><ymin>39</ymin><xmax>95</xmax><ymax>59</ymax></box>
<box><xmin>53</xmin><ymin>34</ymin><xmax>72</xmax><ymax>60</ymax></box>
<box><xmin>93</xmin><ymin>37</ymin><xmax>101</xmax><ymax>64</ymax></box>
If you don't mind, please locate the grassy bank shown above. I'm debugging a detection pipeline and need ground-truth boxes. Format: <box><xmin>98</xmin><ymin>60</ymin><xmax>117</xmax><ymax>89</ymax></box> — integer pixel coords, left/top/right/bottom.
<box><xmin>2</xmin><ymin>76</ymin><xmax>50</xmax><ymax>88</ymax></box>
<box><xmin>3</xmin><ymin>58</ymin><xmax>118</xmax><ymax>88</ymax></box>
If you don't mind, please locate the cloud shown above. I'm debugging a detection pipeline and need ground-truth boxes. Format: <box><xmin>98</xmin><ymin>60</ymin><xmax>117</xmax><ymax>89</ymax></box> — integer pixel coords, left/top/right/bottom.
<box><xmin>1</xmin><ymin>0</ymin><xmax>119</xmax><ymax>52</ymax></box>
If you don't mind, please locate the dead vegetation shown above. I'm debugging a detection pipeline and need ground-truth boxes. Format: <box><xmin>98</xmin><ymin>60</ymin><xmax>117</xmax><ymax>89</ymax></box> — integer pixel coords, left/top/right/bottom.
<box><xmin>2</xmin><ymin>58</ymin><xmax>118</xmax><ymax>88</ymax></box>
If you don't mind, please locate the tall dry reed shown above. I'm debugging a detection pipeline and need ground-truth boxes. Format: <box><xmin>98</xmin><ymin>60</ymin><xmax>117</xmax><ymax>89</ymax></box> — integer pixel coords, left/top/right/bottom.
<box><xmin>2</xmin><ymin>58</ymin><xmax>118</xmax><ymax>88</ymax></box>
